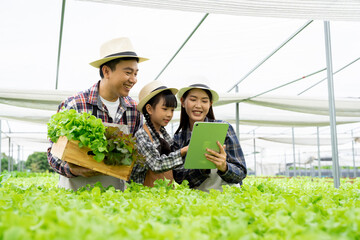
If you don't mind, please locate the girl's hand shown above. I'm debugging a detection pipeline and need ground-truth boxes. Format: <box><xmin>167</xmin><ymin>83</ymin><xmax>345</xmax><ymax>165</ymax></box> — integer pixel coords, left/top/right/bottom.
<box><xmin>205</xmin><ymin>141</ymin><xmax>227</xmax><ymax>172</ymax></box>
<box><xmin>180</xmin><ymin>146</ymin><xmax>189</xmax><ymax>157</ymax></box>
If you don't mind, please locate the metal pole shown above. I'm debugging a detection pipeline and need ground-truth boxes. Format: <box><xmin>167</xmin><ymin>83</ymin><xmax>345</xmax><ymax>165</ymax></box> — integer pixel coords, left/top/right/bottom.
<box><xmin>55</xmin><ymin>0</ymin><xmax>66</xmax><ymax>90</ymax></box>
<box><xmin>0</xmin><ymin>120</ymin><xmax>2</xmax><ymax>172</ymax></box>
<box><xmin>21</xmin><ymin>146</ymin><xmax>24</xmax><ymax>172</ymax></box>
<box><xmin>228</xmin><ymin>20</ymin><xmax>313</xmax><ymax>92</ymax></box>
<box><xmin>298</xmin><ymin>150</ymin><xmax>301</xmax><ymax>176</ymax></box>
<box><xmin>317</xmin><ymin>127</ymin><xmax>321</xmax><ymax>177</ymax></box>
<box><xmin>324</xmin><ymin>21</ymin><xmax>340</xmax><ymax>188</ymax></box>
<box><xmin>235</xmin><ymin>85</ymin><xmax>239</xmax><ymax>138</ymax></box>
<box><xmin>253</xmin><ymin>130</ymin><xmax>256</xmax><ymax>176</ymax></box>
<box><xmin>278</xmin><ymin>163</ymin><xmax>281</xmax><ymax>175</ymax></box>
<box><xmin>240</xmin><ymin>68</ymin><xmax>326</xmax><ymax>101</ymax></box>
<box><xmin>17</xmin><ymin>145</ymin><xmax>20</xmax><ymax>172</ymax></box>
<box><xmin>10</xmin><ymin>143</ymin><xmax>13</xmax><ymax>172</ymax></box>
<box><xmin>284</xmin><ymin>152</ymin><xmax>287</xmax><ymax>177</ymax></box>
<box><xmin>298</xmin><ymin>57</ymin><xmax>360</xmax><ymax>95</ymax></box>
<box><xmin>352</xmin><ymin>130</ymin><xmax>356</xmax><ymax>177</ymax></box>
<box><xmin>155</xmin><ymin>13</ymin><xmax>209</xmax><ymax>80</ymax></box>
<box><xmin>292</xmin><ymin>127</ymin><xmax>296</xmax><ymax>177</ymax></box>
<box><xmin>8</xmin><ymin>138</ymin><xmax>10</xmax><ymax>172</ymax></box>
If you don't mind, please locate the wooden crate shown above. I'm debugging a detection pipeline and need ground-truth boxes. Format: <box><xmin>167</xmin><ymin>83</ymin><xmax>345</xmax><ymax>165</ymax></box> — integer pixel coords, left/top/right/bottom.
<box><xmin>51</xmin><ymin>136</ymin><xmax>135</xmax><ymax>181</ymax></box>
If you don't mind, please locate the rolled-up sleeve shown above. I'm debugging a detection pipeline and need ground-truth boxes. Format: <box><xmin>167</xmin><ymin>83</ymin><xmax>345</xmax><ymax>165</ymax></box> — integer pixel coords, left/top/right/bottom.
<box><xmin>217</xmin><ymin>123</ymin><xmax>247</xmax><ymax>184</ymax></box>
<box><xmin>136</xmin><ymin>129</ymin><xmax>183</xmax><ymax>172</ymax></box>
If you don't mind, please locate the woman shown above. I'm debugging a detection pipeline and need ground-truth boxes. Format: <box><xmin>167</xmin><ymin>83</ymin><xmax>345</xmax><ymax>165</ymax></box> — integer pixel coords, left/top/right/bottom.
<box><xmin>173</xmin><ymin>83</ymin><xmax>247</xmax><ymax>192</ymax></box>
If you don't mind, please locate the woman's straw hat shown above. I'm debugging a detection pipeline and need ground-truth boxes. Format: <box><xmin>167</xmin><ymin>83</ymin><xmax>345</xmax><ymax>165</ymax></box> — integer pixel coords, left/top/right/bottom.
<box><xmin>177</xmin><ymin>83</ymin><xmax>219</xmax><ymax>103</ymax></box>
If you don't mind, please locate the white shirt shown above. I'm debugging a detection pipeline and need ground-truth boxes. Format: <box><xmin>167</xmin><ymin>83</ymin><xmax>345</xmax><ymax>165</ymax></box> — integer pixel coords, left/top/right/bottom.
<box><xmin>100</xmin><ymin>96</ymin><xmax>120</xmax><ymax>120</ymax></box>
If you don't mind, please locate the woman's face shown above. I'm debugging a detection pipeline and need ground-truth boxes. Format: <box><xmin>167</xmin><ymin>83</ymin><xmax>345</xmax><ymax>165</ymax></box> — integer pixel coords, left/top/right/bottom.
<box><xmin>182</xmin><ymin>88</ymin><xmax>212</xmax><ymax>126</ymax></box>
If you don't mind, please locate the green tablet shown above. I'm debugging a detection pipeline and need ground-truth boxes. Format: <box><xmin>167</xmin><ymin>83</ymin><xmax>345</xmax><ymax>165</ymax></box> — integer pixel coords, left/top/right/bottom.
<box><xmin>184</xmin><ymin>122</ymin><xmax>229</xmax><ymax>169</ymax></box>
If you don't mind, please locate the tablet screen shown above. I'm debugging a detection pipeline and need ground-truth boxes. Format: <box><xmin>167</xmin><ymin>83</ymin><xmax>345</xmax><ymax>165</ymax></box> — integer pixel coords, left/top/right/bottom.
<box><xmin>184</xmin><ymin>122</ymin><xmax>229</xmax><ymax>169</ymax></box>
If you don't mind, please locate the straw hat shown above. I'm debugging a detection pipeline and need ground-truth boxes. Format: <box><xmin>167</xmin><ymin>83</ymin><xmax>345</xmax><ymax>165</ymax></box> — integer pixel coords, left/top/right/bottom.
<box><xmin>137</xmin><ymin>81</ymin><xmax>178</xmax><ymax>113</ymax></box>
<box><xmin>89</xmin><ymin>37</ymin><xmax>149</xmax><ymax>68</ymax></box>
<box><xmin>177</xmin><ymin>83</ymin><xmax>219</xmax><ymax>103</ymax></box>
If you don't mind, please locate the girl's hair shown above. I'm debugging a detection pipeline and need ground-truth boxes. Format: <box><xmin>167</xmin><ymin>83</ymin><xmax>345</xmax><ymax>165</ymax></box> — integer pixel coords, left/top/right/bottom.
<box><xmin>175</xmin><ymin>88</ymin><xmax>215</xmax><ymax>134</ymax></box>
<box><xmin>142</xmin><ymin>89</ymin><xmax>177</xmax><ymax>155</ymax></box>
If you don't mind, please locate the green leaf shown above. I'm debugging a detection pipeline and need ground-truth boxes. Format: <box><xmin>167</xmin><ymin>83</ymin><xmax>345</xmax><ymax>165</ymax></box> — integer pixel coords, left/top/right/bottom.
<box><xmin>93</xmin><ymin>152</ymin><xmax>105</xmax><ymax>162</ymax></box>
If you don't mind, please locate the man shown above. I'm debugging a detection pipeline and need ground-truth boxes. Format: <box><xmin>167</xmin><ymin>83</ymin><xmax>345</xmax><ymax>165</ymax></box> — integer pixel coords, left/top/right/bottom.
<box><xmin>47</xmin><ymin>37</ymin><xmax>148</xmax><ymax>191</ymax></box>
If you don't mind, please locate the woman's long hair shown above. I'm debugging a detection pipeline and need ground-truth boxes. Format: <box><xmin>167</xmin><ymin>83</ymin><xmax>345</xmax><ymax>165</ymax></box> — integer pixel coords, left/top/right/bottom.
<box><xmin>142</xmin><ymin>90</ymin><xmax>177</xmax><ymax>155</ymax></box>
<box><xmin>175</xmin><ymin>89</ymin><xmax>215</xmax><ymax>134</ymax></box>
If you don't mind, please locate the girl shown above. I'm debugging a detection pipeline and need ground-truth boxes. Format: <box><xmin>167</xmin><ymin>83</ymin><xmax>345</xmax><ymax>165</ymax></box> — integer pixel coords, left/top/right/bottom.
<box><xmin>130</xmin><ymin>81</ymin><xmax>188</xmax><ymax>187</ymax></box>
<box><xmin>173</xmin><ymin>83</ymin><xmax>247</xmax><ymax>192</ymax></box>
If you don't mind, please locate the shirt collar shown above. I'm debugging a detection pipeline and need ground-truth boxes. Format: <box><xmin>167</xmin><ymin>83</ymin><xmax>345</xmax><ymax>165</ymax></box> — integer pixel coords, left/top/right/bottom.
<box><xmin>88</xmin><ymin>80</ymin><xmax>133</xmax><ymax>110</ymax></box>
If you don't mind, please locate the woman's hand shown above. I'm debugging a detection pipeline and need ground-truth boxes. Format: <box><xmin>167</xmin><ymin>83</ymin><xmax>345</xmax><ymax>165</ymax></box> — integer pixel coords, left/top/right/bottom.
<box><xmin>205</xmin><ymin>141</ymin><xmax>228</xmax><ymax>172</ymax></box>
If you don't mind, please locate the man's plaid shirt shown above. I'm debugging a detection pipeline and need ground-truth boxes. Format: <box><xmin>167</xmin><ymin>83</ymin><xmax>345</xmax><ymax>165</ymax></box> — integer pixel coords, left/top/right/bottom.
<box><xmin>173</xmin><ymin>118</ymin><xmax>247</xmax><ymax>188</ymax></box>
<box><xmin>129</xmin><ymin>123</ymin><xmax>183</xmax><ymax>184</ymax></box>
<box><xmin>47</xmin><ymin>81</ymin><xmax>142</xmax><ymax>177</ymax></box>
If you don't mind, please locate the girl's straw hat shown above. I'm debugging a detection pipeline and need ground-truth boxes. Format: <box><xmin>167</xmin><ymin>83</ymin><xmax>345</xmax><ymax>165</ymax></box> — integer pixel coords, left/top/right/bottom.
<box><xmin>90</xmin><ymin>37</ymin><xmax>149</xmax><ymax>68</ymax></box>
<box><xmin>137</xmin><ymin>81</ymin><xmax>178</xmax><ymax>113</ymax></box>
<box><xmin>177</xmin><ymin>83</ymin><xmax>219</xmax><ymax>103</ymax></box>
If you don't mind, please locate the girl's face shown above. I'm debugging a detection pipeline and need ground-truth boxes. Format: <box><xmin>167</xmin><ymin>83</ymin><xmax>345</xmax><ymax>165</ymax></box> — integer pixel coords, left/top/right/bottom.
<box><xmin>147</xmin><ymin>97</ymin><xmax>175</xmax><ymax>131</ymax></box>
<box><xmin>181</xmin><ymin>88</ymin><xmax>212</xmax><ymax>128</ymax></box>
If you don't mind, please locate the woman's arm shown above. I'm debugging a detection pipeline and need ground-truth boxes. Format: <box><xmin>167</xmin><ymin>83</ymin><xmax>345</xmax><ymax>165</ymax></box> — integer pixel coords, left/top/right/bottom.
<box><xmin>216</xmin><ymin>123</ymin><xmax>247</xmax><ymax>183</ymax></box>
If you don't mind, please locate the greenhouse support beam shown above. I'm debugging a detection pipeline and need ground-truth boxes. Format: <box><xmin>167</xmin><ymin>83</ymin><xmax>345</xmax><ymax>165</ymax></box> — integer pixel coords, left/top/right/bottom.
<box><xmin>228</xmin><ymin>20</ymin><xmax>313</xmax><ymax>92</ymax></box>
<box><xmin>21</xmin><ymin>146</ymin><xmax>24</xmax><ymax>172</ymax></box>
<box><xmin>8</xmin><ymin>138</ymin><xmax>10</xmax><ymax>172</ymax></box>
<box><xmin>155</xmin><ymin>13</ymin><xmax>209</xmax><ymax>80</ymax></box>
<box><xmin>17</xmin><ymin>145</ymin><xmax>20</xmax><ymax>172</ymax></box>
<box><xmin>10</xmin><ymin>143</ymin><xmax>13</xmax><ymax>172</ymax></box>
<box><xmin>352</xmin><ymin>130</ymin><xmax>356</xmax><ymax>177</ymax></box>
<box><xmin>241</xmin><ymin>68</ymin><xmax>326</xmax><ymax>101</ymax></box>
<box><xmin>324</xmin><ymin>21</ymin><xmax>340</xmax><ymax>188</ymax></box>
<box><xmin>317</xmin><ymin>127</ymin><xmax>321</xmax><ymax>178</ymax></box>
<box><xmin>55</xmin><ymin>0</ymin><xmax>66</xmax><ymax>90</ymax></box>
<box><xmin>284</xmin><ymin>152</ymin><xmax>287</xmax><ymax>177</ymax></box>
<box><xmin>235</xmin><ymin>85</ymin><xmax>239</xmax><ymax>138</ymax></box>
<box><xmin>298</xmin><ymin>150</ymin><xmax>301</xmax><ymax>176</ymax></box>
<box><xmin>292</xmin><ymin>127</ymin><xmax>296</xmax><ymax>177</ymax></box>
<box><xmin>298</xmin><ymin>56</ymin><xmax>360</xmax><ymax>95</ymax></box>
<box><xmin>253</xmin><ymin>130</ymin><xmax>257</xmax><ymax>176</ymax></box>
<box><xmin>0</xmin><ymin>120</ymin><xmax>1</xmax><ymax>172</ymax></box>
<box><xmin>311</xmin><ymin>164</ymin><xmax>314</xmax><ymax>178</ymax></box>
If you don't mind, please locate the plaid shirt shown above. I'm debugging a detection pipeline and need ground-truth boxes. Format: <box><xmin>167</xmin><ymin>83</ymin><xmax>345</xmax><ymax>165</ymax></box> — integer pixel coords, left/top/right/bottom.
<box><xmin>47</xmin><ymin>81</ymin><xmax>142</xmax><ymax>177</ymax></box>
<box><xmin>130</xmin><ymin>123</ymin><xmax>183</xmax><ymax>184</ymax></box>
<box><xmin>173</xmin><ymin>118</ymin><xmax>247</xmax><ymax>188</ymax></box>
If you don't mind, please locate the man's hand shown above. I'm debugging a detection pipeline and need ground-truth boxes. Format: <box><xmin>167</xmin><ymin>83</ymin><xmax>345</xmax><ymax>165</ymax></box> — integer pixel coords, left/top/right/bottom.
<box><xmin>67</xmin><ymin>163</ymin><xmax>102</xmax><ymax>177</ymax></box>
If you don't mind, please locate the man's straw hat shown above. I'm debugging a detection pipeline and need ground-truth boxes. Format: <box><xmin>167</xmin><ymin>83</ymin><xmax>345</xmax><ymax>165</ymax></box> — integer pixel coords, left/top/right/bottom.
<box><xmin>89</xmin><ymin>37</ymin><xmax>148</xmax><ymax>68</ymax></box>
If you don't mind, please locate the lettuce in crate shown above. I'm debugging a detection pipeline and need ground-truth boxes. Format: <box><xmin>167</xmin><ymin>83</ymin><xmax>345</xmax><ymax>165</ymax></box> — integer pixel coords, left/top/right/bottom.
<box><xmin>47</xmin><ymin>109</ymin><xmax>108</xmax><ymax>162</ymax></box>
<box><xmin>104</xmin><ymin>126</ymin><xmax>145</xmax><ymax>166</ymax></box>
<box><xmin>48</xmin><ymin>109</ymin><xmax>144</xmax><ymax>166</ymax></box>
